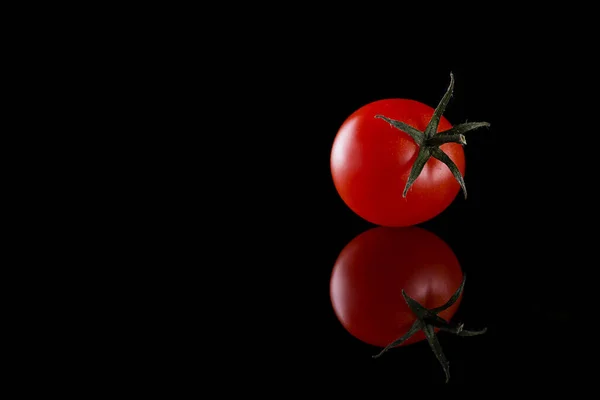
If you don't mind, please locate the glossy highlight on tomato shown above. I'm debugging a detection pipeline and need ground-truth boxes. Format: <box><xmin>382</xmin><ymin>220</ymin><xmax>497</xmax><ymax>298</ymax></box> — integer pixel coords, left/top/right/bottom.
<box><xmin>329</xmin><ymin>226</ymin><xmax>463</xmax><ymax>348</ymax></box>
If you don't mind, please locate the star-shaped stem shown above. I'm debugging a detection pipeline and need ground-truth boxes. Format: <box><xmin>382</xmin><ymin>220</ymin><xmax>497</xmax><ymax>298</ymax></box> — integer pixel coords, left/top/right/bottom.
<box><xmin>372</xmin><ymin>275</ymin><xmax>487</xmax><ymax>383</ymax></box>
<box><xmin>375</xmin><ymin>72</ymin><xmax>490</xmax><ymax>199</ymax></box>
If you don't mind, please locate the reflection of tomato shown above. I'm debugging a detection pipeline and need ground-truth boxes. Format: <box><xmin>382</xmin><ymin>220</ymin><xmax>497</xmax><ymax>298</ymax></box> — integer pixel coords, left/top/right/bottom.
<box><xmin>330</xmin><ymin>226</ymin><xmax>463</xmax><ymax>348</ymax></box>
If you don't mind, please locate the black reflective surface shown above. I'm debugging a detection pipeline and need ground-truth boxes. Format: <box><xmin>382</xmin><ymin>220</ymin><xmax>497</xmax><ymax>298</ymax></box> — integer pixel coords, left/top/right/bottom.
<box><xmin>77</xmin><ymin>15</ymin><xmax>599</xmax><ymax>390</ymax></box>
<box><xmin>263</xmin><ymin>62</ymin><xmax>585</xmax><ymax>385</ymax></box>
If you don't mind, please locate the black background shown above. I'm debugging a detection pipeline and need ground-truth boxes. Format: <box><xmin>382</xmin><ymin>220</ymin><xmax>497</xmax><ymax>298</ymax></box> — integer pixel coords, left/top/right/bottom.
<box><xmin>20</xmin><ymin>6</ymin><xmax>600</xmax><ymax>390</ymax></box>
<box><xmin>151</xmin><ymin>15</ymin><xmax>600</xmax><ymax>387</ymax></box>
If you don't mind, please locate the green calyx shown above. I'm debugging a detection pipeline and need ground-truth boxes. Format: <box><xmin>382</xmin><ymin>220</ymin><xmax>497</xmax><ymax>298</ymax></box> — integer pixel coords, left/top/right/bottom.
<box><xmin>375</xmin><ymin>72</ymin><xmax>490</xmax><ymax>199</ymax></box>
<box><xmin>372</xmin><ymin>275</ymin><xmax>487</xmax><ymax>383</ymax></box>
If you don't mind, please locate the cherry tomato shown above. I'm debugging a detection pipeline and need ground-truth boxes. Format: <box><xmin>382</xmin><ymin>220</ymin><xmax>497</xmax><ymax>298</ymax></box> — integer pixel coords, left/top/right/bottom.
<box><xmin>330</xmin><ymin>226</ymin><xmax>463</xmax><ymax>348</ymax></box>
<box><xmin>330</xmin><ymin>74</ymin><xmax>489</xmax><ymax>227</ymax></box>
<box><xmin>330</xmin><ymin>99</ymin><xmax>463</xmax><ymax>227</ymax></box>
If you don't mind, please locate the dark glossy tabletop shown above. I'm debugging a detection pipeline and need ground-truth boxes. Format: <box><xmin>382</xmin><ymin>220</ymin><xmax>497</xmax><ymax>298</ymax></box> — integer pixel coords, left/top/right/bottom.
<box><xmin>257</xmin><ymin>62</ymin><xmax>585</xmax><ymax>385</ymax></box>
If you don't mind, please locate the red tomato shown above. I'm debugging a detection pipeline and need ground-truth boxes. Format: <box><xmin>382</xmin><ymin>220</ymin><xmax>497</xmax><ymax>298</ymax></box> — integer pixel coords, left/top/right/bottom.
<box><xmin>330</xmin><ymin>226</ymin><xmax>463</xmax><ymax>348</ymax></box>
<box><xmin>330</xmin><ymin>99</ymin><xmax>465</xmax><ymax>227</ymax></box>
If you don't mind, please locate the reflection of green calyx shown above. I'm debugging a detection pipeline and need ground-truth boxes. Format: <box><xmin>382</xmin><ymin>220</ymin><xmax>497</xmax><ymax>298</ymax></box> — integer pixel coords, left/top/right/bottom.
<box><xmin>372</xmin><ymin>275</ymin><xmax>487</xmax><ymax>383</ymax></box>
<box><xmin>375</xmin><ymin>72</ymin><xmax>490</xmax><ymax>199</ymax></box>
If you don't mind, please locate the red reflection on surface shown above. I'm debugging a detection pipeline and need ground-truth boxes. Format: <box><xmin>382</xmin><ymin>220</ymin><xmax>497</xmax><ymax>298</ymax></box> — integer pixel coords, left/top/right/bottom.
<box><xmin>330</xmin><ymin>226</ymin><xmax>463</xmax><ymax>348</ymax></box>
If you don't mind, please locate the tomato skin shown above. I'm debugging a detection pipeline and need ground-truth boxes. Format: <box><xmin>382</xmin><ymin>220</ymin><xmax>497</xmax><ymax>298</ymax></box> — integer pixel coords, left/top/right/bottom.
<box><xmin>330</xmin><ymin>99</ymin><xmax>465</xmax><ymax>227</ymax></box>
<box><xmin>330</xmin><ymin>226</ymin><xmax>463</xmax><ymax>348</ymax></box>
